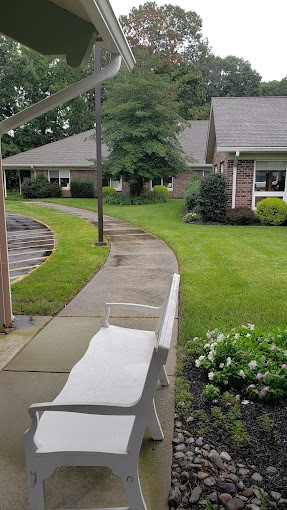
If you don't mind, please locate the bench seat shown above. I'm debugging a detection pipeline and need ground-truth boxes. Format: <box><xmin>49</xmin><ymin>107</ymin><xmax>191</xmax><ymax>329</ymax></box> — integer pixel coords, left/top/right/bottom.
<box><xmin>24</xmin><ymin>273</ymin><xmax>180</xmax><ymax>510</ymax></box>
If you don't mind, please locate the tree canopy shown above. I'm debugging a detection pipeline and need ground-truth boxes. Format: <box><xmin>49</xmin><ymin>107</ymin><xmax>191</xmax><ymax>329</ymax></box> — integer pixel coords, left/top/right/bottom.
<box><xmin>102</xmin><ymin>70</ymin><xmax>187</xmax><ymax>196</ymax></box>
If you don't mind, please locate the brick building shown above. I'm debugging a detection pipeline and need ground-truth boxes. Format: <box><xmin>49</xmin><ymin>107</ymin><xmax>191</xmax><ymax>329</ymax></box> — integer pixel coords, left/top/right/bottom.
<box><xmin>2</xmin><ymin>121</ymin><xmax>212</xmax><ymax>198</ymax></box>
<box><xmin>207</xmin><ymin>97</ymin><xmax>287</xmax><ymax>210</ymax></box>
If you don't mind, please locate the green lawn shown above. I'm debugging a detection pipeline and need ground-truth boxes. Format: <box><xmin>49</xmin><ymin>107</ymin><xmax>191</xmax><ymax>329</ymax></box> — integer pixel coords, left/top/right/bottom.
<box><xmin>41</xmin><ymin>198</ymin><xmax>287</xmax><ymax>342</ymax></box>
<box><xmin>5</xmin><ymin>201</ymin><xmax>109</xmax><ymax>315</ymax></box>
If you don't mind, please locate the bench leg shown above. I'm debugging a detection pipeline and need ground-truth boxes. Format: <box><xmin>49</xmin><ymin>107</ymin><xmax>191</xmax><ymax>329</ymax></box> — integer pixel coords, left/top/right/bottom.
<box><xmin>147</xmin><ymin>400</ymin><xmax>164</xmax><ymax>440</ymax></box>
<box><xmin>159</xmin><ymin>366</ymin><xmax>169</xmax><ymax>386</ymax></box>
<box><xmin>121</xmin><ymin>465</ymin><xmax>147</xmax><ymax>510</ymax></box>
<box><xmin>27</xmin><ymin>472</ymin><xmax>46</xmax><ymax>510</ymax></box>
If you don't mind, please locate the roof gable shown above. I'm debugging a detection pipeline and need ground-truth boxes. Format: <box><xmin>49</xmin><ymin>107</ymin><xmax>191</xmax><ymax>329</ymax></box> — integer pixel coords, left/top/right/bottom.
<box><xmin>211</xmin><ymin>96</ymin><xmax>287</xmax><ymax>151</ymax></box>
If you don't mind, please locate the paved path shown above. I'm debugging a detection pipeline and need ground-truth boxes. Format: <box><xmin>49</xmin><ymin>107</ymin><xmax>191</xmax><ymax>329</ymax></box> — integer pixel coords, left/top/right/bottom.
<box><xmin>0</xmin><ymin>203</ymin><xmax>179</xmax><ymax>510</ymax></box>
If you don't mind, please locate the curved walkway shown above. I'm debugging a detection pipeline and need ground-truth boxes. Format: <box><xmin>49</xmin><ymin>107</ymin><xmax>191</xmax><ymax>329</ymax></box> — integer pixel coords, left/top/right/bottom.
<box><xmin>0</xmin><ymin>203</ymin><xmax>179</xmax><ymax>510</ymax></box>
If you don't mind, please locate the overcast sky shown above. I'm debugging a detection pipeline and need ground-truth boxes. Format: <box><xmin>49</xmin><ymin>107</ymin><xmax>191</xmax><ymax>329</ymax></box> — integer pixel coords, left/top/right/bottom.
<box><xmin>110</xmin><ymin>0</ymin><xmax>287</xmax><ymax>82</ymax></box>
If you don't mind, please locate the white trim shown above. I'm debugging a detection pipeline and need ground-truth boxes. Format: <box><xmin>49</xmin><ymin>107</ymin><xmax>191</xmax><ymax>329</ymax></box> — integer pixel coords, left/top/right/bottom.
<box><xmin>151</xmin><ymin>177</ymin><xmax>174</xmax><ymax>191</ymax></box>
<box><xmin>252</xmin><ymin>160</ymin><xmax>287</xmax><ymax>210</ymax></box>
<box><xmin>110</xmin><ymin>177</ymin><xmax>122</xmax><ymax>191</ymax></box>
<box><xmin>48</xmin><ymin>169</ymin><xmax>71</xmax><ymax>190</ymax></box>
<box><xmin>80</xmin><ymin>0</ymin><xmax>135</xmax><ymax>70</ymax></box>
<box><xmin>218</xmin><ymin>146</ymin><xmax>287</xmax><ymax>153</ymax></box>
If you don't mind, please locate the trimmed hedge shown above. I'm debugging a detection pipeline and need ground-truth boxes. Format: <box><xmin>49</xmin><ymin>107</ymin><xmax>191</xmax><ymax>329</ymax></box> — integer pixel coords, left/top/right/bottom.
<box><xmin>70</xmin><ymin>179</ymin><xmax>94</xmax><ymax>198</ymax></box>
<box><xmin>226</xmin><ymin>207</ymin><xmax>257</xmax><ymax>225</ymax></box>
<box><xmin>256</xmin><ymin>197</ymin><xmax>287</xmax><ymax>226</ymax></box>
<box><xmin>152</xmin><ymin>185</ymin><xmax>169</xmax><ymax>201</ymax></box>
<box><xmin>102</xmin><ymin>193</ymin><xmax>167</xmax><ymax>205</ymax></box>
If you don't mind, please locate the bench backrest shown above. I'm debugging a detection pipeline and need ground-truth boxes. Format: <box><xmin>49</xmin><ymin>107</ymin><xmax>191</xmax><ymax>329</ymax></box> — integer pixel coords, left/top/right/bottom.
<box><xmin>127</xmin><ymin>273</ymin><xmax>180</xmax><ymax>452</ymax></box>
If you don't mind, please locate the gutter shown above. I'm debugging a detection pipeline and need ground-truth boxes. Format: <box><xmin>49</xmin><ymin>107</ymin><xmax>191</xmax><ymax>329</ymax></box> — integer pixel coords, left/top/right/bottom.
<box><xmin>218</xmin><ymin>146</ymin><xmax>287</xmax><ymax>153</ymax></box>
<box><xmin>232</xmin><ymin>151</ymin><xmax>240</xmax><ymax>209</ymax></box>
<box><xmin>0</xmin><ymin>53</ymin><xmax>121</xmax><ymax>135</ymax></box>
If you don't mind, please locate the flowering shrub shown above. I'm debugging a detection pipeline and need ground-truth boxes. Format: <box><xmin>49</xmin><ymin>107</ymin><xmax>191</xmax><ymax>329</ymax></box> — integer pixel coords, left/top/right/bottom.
<box><xmin>182</xmin><ymin>212</ymin><xmax>200</xmax><ymax>223</ymax></box>
<box><xmin>188</xmin><ymin>324</ymin><xmax>287</xmax><ymax>402</ymax></box>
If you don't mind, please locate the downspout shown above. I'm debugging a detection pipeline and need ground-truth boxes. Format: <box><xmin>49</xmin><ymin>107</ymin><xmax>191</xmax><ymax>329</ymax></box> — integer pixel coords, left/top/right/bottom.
<box><xmin>232</xmin><ymin>151</ymin><xmax>240</xmax><ymax>209</ymax></box>
<box><xmin>0</xmin><ymin>53</ymin><xmax>122</xmax><ymax>330</ymax></box>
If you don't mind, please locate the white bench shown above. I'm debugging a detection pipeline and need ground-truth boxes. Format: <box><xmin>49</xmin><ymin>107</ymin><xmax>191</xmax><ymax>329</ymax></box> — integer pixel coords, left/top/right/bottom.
<box><xmin>24</xmin><ymin>273</ymin><xmax>180</xmax><ymax>510</ymax></box>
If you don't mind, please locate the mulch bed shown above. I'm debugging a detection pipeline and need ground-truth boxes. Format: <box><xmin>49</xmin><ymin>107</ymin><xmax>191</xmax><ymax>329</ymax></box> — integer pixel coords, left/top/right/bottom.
<box><xmin>180</xmin><ymin>361</ymin><xmax>287</xmax><ymax>497</ymax></box>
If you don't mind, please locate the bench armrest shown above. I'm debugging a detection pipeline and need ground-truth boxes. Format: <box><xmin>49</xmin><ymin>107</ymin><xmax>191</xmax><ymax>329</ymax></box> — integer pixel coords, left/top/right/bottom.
<box><xmin>28</xmin><ymin>400</ymin><xmax>140</xmax><ymax>418</ymax></box>
<box><xmin>102</xmin><ymin>302</ymin><xmax>162</xmax><ymax>327</ymax></box>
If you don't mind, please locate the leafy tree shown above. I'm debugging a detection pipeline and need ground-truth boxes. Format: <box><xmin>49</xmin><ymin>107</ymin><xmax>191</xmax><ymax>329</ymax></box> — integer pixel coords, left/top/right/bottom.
<box><xmin>205</xmin><ymin>55</ymin><xmax>262</xmax><ymax>100</ymax></box>
<box><xmin>102</xmin><ymin>70</ymin><xmax>187</xmax><ymax>196</ymax></box>
<box><xmin>261</xmin><ymin>77</ymin><xmax>287</xmax><ymax>96</ymax></box>
<box><xmin>119</xmin><ymin>2</ymin><xmax>210</xmax><ymax>66</ymax></box>
<box><xmin>0</xmin><ymin>35</ymin><xmax>95</xmax><ymax>156</ymax></box>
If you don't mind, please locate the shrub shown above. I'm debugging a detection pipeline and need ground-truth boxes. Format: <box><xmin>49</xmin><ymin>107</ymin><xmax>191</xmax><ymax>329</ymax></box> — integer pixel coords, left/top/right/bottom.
<box><xmin>256</xmin><ymin>197</ymin><xmax>287</xmax><ymax>226</ymax></box>
<box><xmin>152</xmin><ymin>185</ymin><xmax>169</xmax><ymax>201</ymax></box>
<box><xmin>183</xmin><ymin>178</ymin><xmax>201</xmax><ymax>212</ymax></box>
<box><xmin>182</xmin><ymin>212</ymin><xmax>200</xmax><ymax>223</ymax></box>
<box><xmin>203</xmin><ymin>384</ymin><xmax>221</xmax><ymax>400</ymax></box>
<box><xmin>70</xmin><ymin>179</ymin><xmax>94</xmax><ymax>198</ymax></box>
<box><xmin>226</xmin><ymin>207</ymin><xmax>257</xmax><ymax>225</ymax></box>
<box><xmin>198</xmin><ymin>173</ymin><xmax>228</xmax><ymax>223</ymax></box>
<box><xmin>189</xmin><ymin>324</ymin><xmax>287</xmax><ymax>403</ymax></box>
<box><xmin>21</xmin><ymin>174</ymin><xmax>61</xmax><ymax>199</ymax></box>
<box><xmin>103</xmin><ymin>193</ymin><xmax>167</xmax><ymax>205</ymax></box>
<box><xmin>102</xmin><ymin>186</ymin><xmax>117</xmax><ymax>197</ymax></box>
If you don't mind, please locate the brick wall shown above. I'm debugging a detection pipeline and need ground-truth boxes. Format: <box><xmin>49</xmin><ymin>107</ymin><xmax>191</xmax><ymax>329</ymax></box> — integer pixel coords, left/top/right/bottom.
<box><xmin>233</xmin><ymin>160</ymin><xmax>254</xmax><ymax>209</ymax></box>
<box><xmin>171</xmin><ymin>170</ymin><xmax>194</xmax><ymax>198</ymax></box>
<box><xmin>213</xmin><ymin>152</ymin><xmax>254</xmax><ymax>209</ymax></box>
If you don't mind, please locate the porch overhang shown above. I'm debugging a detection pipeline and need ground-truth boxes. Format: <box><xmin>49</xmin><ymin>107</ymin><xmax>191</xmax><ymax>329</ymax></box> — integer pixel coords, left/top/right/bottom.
<box><xmin>0</xmin><ymin>0</ymin><xmax>135</xmax><ymax>70</ymax></box>
<box><xmin>218</xmin><ymin>147</ymin><xmax>287</xmax><ymax>153</ymax></box>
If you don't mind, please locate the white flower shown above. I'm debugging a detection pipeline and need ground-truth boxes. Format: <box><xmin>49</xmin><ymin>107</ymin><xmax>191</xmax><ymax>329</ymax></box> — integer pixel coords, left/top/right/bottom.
<box><xmin>239</xmin><ymin>370</ymin><xmax>246</xmax><ymax>378</ymax></box>
<box><xmin>208</xmin><ymin>372</ymin><xmax>214</xmax><ymax>381</ymax></box>
<box><xmin>241</xmin><ymin>399</ymin><xmax>250</xmax><ymax>405</ymax></box>
<box><xmin>195</xmin><ymin>355</ymin><xmax>205</xmax><ymax>367</ymax></box>
<box><xmin>219</xmin><ymin>363</ymin><xmax>224</xmax><ymax>369</ymax></box>
<box><xmin>248</xmin><ymin>360</ymin><xmax>257</xmax><ymax>369</ymax></box>
<box><xmin>223</xmin><ymin>380</ymin><xmax>228</xmax><ymax>385</ymax></box>
<box><xmin>217</xmin><ymin>333</ymin><xmax>225</xmax><ymax>341</ymax></box>
<box><xmin>208</xmin><ymin>351</ymin><xmax>215</xmax><ymax>362</ymax></box>
<box><xmin>204</xmin><ymin>343</ymin><xmax>210</xmax><ymax>349</ymax></box>
<box><xmin>234</xmin><ymin>333</ymin><xmax>240</xmax><ymax>340</ymax></box>
<box><xmin>226</xmin><ymin>357</ymin><xmax>232</xmax><ymax>367</ymax></box>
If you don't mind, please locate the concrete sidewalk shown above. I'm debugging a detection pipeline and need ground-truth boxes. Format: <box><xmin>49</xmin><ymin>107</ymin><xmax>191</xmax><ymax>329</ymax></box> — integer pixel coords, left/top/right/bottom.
<box><xmin>0</xmin><ymin>204</ymin><xmax>179</xmax><ymax>510</ymax></box>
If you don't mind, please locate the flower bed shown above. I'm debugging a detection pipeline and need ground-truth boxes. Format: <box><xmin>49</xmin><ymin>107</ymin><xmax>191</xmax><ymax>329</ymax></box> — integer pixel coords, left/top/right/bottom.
<box><xmin>188</xmin><ymin>325</ymin><xmax>287</xmax><ymax>403</ymax></box>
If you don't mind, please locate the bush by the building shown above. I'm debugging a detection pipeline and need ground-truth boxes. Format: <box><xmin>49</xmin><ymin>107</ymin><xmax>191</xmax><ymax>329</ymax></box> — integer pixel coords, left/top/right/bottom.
<box><xmin>198</xmin><ymin>173</ymin><xmax>228</xmax><ymax>223</ymax></box>
<box><xmin>21</xmin><ymin>174</ymin><xmax>61</xmax><ymax>199</ymax></box>
<box><xmin>183</xmin><ymin>178</ymin><xmax>201</xmax><ymax>212</ymax></box>
<box><xmin>70</xmin><ymin>179</ymin><xmax>94</xmax><ymax>198</ymax></box>
<box><xmin>256</xmin><ymin>197</ymin><xmax>287</xmax><ymax>226</ymax></box>
<box><xmin>152</xmin><ymin>185</ymin><xmax>169</xmax><ymax>201</ymax></box>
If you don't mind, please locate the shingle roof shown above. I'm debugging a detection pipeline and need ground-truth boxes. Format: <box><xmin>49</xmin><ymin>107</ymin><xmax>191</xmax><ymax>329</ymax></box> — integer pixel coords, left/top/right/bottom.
<box><xmin>212</xmin><ymin>96</ymin><xmax>287</xmax><ymax>148</ymax></box>
<box><xmin>178</xmin><ymin>120</ymin><xmax>209</xmax><ymax>164</ymax></box>
<box><xmin>3</xmin><ymin>130</ymin><xmax>107</xmax><ymax>167</ymax></box>
<box><xmin>3</xmin><ymin>121</ymin><xmax>209</xmax><ymax>168</ymax></box>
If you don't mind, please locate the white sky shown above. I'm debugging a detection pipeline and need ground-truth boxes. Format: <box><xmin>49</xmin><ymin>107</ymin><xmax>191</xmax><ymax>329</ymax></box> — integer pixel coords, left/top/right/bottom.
<box><xmin>110</xmin><ymin>0</ymin><xmax>287</xmax><ymax>82</ymax></box>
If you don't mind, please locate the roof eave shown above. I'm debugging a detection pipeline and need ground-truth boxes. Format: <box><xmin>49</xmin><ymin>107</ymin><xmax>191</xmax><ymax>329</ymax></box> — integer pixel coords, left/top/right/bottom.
<box><xmin>218</xmin><ymin>147</ymin><xmax>287</xmax><ymax>153</ymax></box>
<box><xmin>80</xmin><ymin>0</ymin><xmax>135</xmax><ymax>70</ymax></box>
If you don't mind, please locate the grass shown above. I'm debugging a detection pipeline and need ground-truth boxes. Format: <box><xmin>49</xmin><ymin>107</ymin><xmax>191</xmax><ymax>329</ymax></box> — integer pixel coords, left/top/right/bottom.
<box><xmin>41</xmin><ymin>197</ymin><xmax>287</xmax><ymax>341</ymax></box>
<box><xmin>5</xmin><ymin>201</ymin><xmax>109</xmax><ymax>315</ymax></box>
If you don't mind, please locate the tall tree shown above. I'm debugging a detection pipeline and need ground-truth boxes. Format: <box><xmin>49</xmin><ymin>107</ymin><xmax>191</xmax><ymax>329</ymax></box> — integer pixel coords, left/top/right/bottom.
<box><xmin>205</xmin><ymin>55</ymin><xmax>262</xmax><ymax>100</ymax></box>
<box><xmin>261</xmin><ymin>77</ymin><xmax>287</xmax><ymax>96</ymax></box>
<box><xmin>119</xmin><ymin>2</ymin><xmax>210</xmax><ymax>67</ymax></box>
<box><xmin>102</xmin><ymin>70</ymin><xmax>187</xmax><ymax>196</ymax></box>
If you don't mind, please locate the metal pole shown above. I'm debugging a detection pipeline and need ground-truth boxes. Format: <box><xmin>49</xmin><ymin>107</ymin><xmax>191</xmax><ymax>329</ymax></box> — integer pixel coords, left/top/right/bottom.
<box><xmin>0</xmin><ymin>139</ymin><xmax>13</xmax><ymax>331</ymax></box>
<box><xmin>94</xmin><ymin>44</ymin><xmax>106</xmax><ymax>246</ymax></box>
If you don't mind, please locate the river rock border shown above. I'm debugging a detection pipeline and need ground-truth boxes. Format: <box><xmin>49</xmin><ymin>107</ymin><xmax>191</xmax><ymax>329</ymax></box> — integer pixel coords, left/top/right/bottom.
<box><xmin>168</xmin><ymin>420</ymin><xmax>287</xmax><ymax>509</ymax></box>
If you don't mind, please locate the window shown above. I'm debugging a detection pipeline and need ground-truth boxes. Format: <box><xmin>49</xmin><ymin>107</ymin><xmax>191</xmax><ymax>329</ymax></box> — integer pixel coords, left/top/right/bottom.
<box><xmin>253</xmin><ymin>161</ymin><xmax>287</xmax><ymax>209</ymax></box>
<box><xmin>220</xmin><ymin>162</ymin><xmax>224</xmax><ymax>174</ymax></box>
<box><xmin>151</xmin><ymin>176</ymin><xmax>173</xmax><ymax>191</ymax></box>
<box><xmin>254</xmin><ymin>162</ymin><xmax>286</xmax><ymax>192</ymax></box>
<box><xmin>102</xmin><ymin>176</ymin><xmax>122</xmax><ymax>191</ymax></box>
<box><xmin>49</xmin><ymin>170</ymin><xmax>70</xmax><ymax>189</ymax></box>
<box><xmin>110</xmin><ymin>178</ymin><xmax>122</xmax><ymax>191</ymax></box>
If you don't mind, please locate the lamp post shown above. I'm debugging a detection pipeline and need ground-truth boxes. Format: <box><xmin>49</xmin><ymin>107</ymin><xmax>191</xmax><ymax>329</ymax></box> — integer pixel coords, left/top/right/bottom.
<box><xmin>94</xmin><ymin>44</ymin><xmax>106</xmax><ymax>246</ymax></box>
